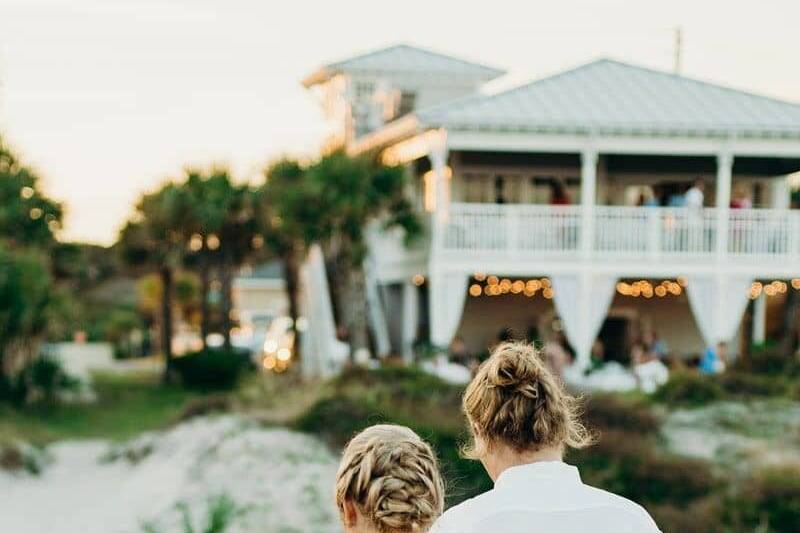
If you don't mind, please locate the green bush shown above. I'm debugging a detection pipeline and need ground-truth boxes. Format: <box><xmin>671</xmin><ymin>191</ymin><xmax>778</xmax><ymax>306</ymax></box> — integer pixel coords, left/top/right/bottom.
<box><xmin>0</xmin><ymin>354</ymin><xmax>76</xmax><ymax>406</ymax></box>
<box><xmin>717</xmin><ymin>372</ymin><xmax>791</xmax><ymax>399</ymax></box>
<box><xmin>652</xmin><ymin>371</ymin><xmax>725</xmax><ymax>407</ymax></box>
<box><xmin>733</xmin><ymin>349</ymin><xmax>800</xmax><ymax>378</ymax></box>
<box><xmin>723</xmin><ymin>466</ymin><xmax>800</xmax><ymax>532</ymax></box>
<box><xmin>172</xmin><ymin>349</ymin><xmax>249</xmax><ymax>391</ymax></box>
<box><xmin>583</xmin><ymin>393</ymin><xmax>660</xmax><ymax>434</ymax></box>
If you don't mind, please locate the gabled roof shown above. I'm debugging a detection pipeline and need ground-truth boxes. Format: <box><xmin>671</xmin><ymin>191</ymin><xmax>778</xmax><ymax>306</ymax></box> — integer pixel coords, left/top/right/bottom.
<box><xmin>416</xmin><ymin>58</ymin><xmax>800</xmax><ymax>138</ymax></box>
<box><xmin>302</xmin><ymin>44</ymin><xmax>505</xmax><ymax>87</ymax></box>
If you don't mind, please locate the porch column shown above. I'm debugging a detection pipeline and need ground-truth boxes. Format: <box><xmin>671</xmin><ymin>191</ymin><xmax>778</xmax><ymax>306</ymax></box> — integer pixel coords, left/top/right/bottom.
<box><xmin>716</xmin><ymin>152</ymin><xmax>734</xmax><ymax>257</ymax></box>
<box><xmin>752</xmin><ymin>293</ymin><xmax>767</xmax><ymax>345</ymax></box>
<box><xmin>581</xmin><ymin>149</ymin><xmax>598</xmax><ymax>257</ymax></box>
<box><xmin>428</xmin><ymin>132</ymin><xmax>450</xmax><ymax>251</ymax></box>
<box><xmin>401</xmin><ymin>281</ymin><xmax>419</xmax><ymax>364</ymax></box>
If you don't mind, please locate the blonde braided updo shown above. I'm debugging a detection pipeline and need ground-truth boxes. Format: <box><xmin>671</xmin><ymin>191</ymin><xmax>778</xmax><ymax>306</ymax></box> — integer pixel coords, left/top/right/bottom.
<box><xmin>462</xmin><ymin>342</ymin><xmax>593</xmax><ymax>459</ymax></box>
<box><xmin>335</xmin><ymin>425</ymin><xmax>444</xmax><ymax>532</ymax></box>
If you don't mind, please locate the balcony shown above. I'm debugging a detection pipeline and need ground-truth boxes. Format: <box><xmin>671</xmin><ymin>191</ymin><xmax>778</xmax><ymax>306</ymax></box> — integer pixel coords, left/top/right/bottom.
<box><xmin>441</xmin><ymin>203</ymin><xmax>800</xmax><ymax>263</ymax></box>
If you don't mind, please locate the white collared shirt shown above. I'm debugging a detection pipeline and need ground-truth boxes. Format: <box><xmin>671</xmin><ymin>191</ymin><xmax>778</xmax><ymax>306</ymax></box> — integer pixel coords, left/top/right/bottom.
<box><xmin>430</xmin><ymin>461</ymin><xmax>661</xmax><ymax>533</ymax></box>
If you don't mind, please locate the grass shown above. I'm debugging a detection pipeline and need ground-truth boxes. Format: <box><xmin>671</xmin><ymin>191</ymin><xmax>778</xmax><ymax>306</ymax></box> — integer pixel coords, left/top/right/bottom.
<box><xmin>0</xmin><ymin>371</ymin><xmax>199</xmax><ymax>446</ymax></box>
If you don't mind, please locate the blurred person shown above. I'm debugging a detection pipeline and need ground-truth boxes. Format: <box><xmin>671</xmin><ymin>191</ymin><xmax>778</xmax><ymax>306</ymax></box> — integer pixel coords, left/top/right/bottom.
<box><xmin>542</xmin><ymin>336</ymin><xmax>571</xmax><ymax>378</ymax></box>
<box><xmin>550</xmin><ymin>179</ymin><xmax>570</xmax><ymax>205</ymax></box>
<box><xmin>699</xmin><ymin>341</ymin><xmax>728</xmax><ymax>374</ymax></box>
<box><xmin>642</xmin><ymin>330</ymin><xmax>668</xmax><ymax>360</ymax></box>
<box><xmin>336</xmin><ymin>424</ymin><xmax>444</xmax><ymax>533</ymax></box>
<box><xmin>685</xmin><ymin>179</ymin><xmax>705</xmax><ymax>209</ymax></box>
<box><xmin>431</xmin><ymin>343</ymin><xmax>661</xmax><ymax>533</ymax></box>
<box><xmin>730</xmin><ymin>186</ymin><xmax>752</xmax><ymax>209</ymax></box>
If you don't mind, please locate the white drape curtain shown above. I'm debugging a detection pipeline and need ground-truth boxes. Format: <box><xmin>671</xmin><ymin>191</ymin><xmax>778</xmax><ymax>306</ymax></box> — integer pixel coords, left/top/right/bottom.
<box><xmin>401</xmin><ymin>282</ymin><xmax>419</xmax><ymax>363</ymax></box>
<box><xmin>430</xmin><ymin>272</ymin><xmax>470</xmax><ymax>348</ymax></box>
<box><xmin>551</xmin><ymin>274</ymin><xmax>617</xmax><ymax>367</ymax></box>
<box><xmin>300</xmin><ymin>245</ymin><xmax>349</xmax><ymax>378</ymax></box>
<box><xmin>687</xmin><ymin>275</ymin><xmax>753</xmax><ymax>347</ymax></box>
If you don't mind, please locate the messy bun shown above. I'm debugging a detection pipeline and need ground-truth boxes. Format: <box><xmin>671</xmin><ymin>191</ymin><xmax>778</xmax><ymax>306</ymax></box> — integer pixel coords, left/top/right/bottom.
<box><xmin>336</xmin><ymin>425</ymin><xmax>444</xmax><ymax>532</ymax></box>
<box><xmin>462</xmin><ymin>342</ymin><xmax>592</xmax><ymax>459</ymax></box>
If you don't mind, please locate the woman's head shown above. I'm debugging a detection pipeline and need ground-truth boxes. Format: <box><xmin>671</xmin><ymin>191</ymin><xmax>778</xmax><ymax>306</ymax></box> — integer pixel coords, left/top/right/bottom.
<box><xmin>335</xmin><ymin>424</ymin><xmax>444</xmax><ymax>533</ymax></box>
<box><xmin>463</xmin><ymin>342</ymin><xmax>592</xmax><ymax>463</ymax></box>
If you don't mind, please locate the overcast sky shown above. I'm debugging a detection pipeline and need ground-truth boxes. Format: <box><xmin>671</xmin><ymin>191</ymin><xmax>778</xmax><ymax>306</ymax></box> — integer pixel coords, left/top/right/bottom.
<box><xmin>2</xmin><ymin>0</ymin><xmax>799</xmax><ymax>244</ymax></box>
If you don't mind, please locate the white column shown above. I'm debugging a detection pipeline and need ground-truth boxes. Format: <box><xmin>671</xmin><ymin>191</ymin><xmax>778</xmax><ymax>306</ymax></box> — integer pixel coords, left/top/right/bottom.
<box><xmin>401</xmin><ymin>281</ymin><xmax>419</xmax><ymax>364</ymax></box>
<box><xmin>716</xmin><ymin>152</ymin><xmax>733</xmax><ymax>257</ymax></box>
<box><xmin>581</xmin><ymin>150</ymin><xmax>598</xmax><ymax>257</ymax></box>
<box><xmin>752</xmin><ymin>293</ymin><xmax>767</xmax><ymax>345</ymax></box>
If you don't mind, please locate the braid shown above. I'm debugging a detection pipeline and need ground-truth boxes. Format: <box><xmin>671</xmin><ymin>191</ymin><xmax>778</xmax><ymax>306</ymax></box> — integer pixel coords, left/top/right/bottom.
<box><xmin>336</xmin><ymin>425</ymin><xmax>444</xmax><ymax>532</ymax></box>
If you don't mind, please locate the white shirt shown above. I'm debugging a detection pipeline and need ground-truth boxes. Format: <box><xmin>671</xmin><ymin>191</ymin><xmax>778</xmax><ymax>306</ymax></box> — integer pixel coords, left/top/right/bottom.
<box><xmin>430</xmin><ymin>461</ymin><xmax>661</xmax><ymax>533</ymax></box>
<box><xmin>685</xmin><ymin>187</ymin><xmax>704</xmax><ymax>209</ymax></box>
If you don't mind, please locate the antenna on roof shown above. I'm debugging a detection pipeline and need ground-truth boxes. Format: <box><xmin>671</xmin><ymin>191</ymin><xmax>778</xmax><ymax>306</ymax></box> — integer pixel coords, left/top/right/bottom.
<box><xmin>674</xmin><ymin>27</ymin><xmax>683</xmax><ymax>75</ymax></box>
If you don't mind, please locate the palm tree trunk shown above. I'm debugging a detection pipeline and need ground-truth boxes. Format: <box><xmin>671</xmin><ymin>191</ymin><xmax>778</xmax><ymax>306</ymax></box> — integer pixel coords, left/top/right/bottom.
<box><xmin>348</xmin><ymin>266</ymin><xmax>369</xmax><ymax>358</ymax></box>
<box><xmin>282</xmin><ymin>247</ymin><xmax>303</xmax><ymax>364</ymax></box>
<box><xmin>779</xmin><ymin>288</ymin><xmax>799</xmax><ymax>356</ymax></box>
<box><xmin>160</xmin><ymin>266</ymin><xmax>174</xmax><ymax>383</ymax></box>
<box><xmin>199</xmin><ymin>253</ymin><xmax>210</xmax><ymax>350</ymax></box>
<box><xmin>221</xmin><ymin>252</ymin><xmax>233</xmax><ymax>351</ymax></box>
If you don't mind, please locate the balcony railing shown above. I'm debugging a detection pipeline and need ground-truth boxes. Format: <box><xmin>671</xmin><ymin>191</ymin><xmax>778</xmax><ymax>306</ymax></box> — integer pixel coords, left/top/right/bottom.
<box><xmin>442</xmin><ymin>203</ymin><xmax>800</xmax><ymax>260</ymax></box>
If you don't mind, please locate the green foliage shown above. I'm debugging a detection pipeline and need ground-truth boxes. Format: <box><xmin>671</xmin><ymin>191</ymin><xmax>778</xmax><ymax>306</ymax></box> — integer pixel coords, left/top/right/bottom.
<box><xmin>0</xmin><ymin>141</ymin><xmax>63</xmax><ymax>249</ymax></box>
<box><xmin>0</xmin><ymin>245</ymin><xmax>54</xmax><ymax>379</ymax></box>
<box><xmin>723</xmin><ymin>466</ymin><xmax>800</xmax><ymax>532</ymax></box>
<box><xmin>142</xmin><ymin>494</ymin><xmax>242</xmax><ymax>533</ymax></box>
<box><xmin>652</xmin><ymin>371</ymin><xmax>725</xmax><ymax>406</ymax></box>
<box><xmin>172</xmin><ymin>349</ymin><xmax>250</xmax><ymax>391</ymax></box>
<box><xmin>583</xmin><ymin>393</ymin><xmax>660</xmax><ymax>435</ymax></box>
<box><xmin>0</xmin><ymin>372</ymin><xmax>199</xmax><ymax>445</ymax></box>
<box><xmin>734</xmin><ymin>348</ymin><xmax>800</xmax><ymax>377</ymax></box>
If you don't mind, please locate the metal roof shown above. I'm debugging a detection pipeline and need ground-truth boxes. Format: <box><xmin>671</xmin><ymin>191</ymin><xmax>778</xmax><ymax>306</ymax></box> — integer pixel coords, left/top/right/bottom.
<box><xmin>416</xmin><ymin>59</ymin><xmax>800</xmax><ymax>138</ymax></box>
<box><xmin>302</xmin><ymin>44</ymin><xmax>505</xmax><ymax>87</ymax></box>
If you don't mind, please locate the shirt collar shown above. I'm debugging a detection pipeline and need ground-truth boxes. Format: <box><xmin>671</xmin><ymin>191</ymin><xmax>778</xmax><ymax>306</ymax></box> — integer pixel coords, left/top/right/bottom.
<box><xmin>494</xmin><ymin>461</ymin><xmax>582</xmax><ymax>489</ymax></box>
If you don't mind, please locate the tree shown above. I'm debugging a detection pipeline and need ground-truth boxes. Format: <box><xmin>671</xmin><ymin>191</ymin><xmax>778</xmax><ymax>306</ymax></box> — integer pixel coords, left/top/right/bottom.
<box><xmin>118</xmin><ymin>183</ymin><xmax>194</xmax><ymax>381</ymax></box>
<box><xmin>257</xmin><ymin>158</ymin><xmax>324</xmax><ymax>365</ymax></box>
<box><xmin>304</xmin><ymin>151</ymin><xmax>421</xmax><ymax>358</ymax></box>
<box><xmin>0</xmin><ymin>141</ymin><xmax>62</xmax><ymax>249</ymax></box>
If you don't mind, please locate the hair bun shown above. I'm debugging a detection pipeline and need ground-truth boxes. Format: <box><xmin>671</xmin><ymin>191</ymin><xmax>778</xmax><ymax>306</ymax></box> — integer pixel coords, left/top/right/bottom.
<box><xmin>485</xmin><ymin>343</ymin><xmax>541</xmax><ymax>398</ymax></box>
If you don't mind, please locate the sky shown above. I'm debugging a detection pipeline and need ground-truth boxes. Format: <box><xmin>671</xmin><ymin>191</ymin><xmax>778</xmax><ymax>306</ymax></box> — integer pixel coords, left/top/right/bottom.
<box><xmin>2</xmin><ymin>0</ymin><xmax>800</xmax><ymax>245</ymax></box>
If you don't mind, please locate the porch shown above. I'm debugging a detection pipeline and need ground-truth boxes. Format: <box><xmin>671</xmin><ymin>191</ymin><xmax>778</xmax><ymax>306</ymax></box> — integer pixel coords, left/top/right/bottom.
<box><xmin>442</xmin><ymin>203</ymin><xmax>800</xmax><ymax>263</ymax></box>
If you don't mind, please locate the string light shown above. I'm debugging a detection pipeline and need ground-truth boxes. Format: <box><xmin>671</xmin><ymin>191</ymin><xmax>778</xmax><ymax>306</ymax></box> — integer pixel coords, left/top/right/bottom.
<box><xmin>412</xmin><ymin>274</ymin><xmax>425</xmax><ymax>286</ymax></box>
<box><xmin>616</xmin><ymin>279</ymin><xmax>682</xmax><ymax>298</ymax></box>
<box><xmin>469</xmin><ymin>284</ymin><xmax>482</xmax><ymax>297</ymax></box>
<box><xmin>468</xmin><ymin>276</ymin><xmax>553</xmax><ymax>298</ymax></box>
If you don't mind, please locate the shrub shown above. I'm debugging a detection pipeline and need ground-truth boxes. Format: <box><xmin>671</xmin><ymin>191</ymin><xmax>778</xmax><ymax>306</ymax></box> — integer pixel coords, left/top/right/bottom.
<box><xmin>172</xmin><ymin>349</ymin><xmax>249</xmax><ymax>391</ymax></box>
<box><xmin>733</xmin><ymin>348</ymin><xmax>800</xmax><ymax>378</ymax></box>
<box><xmin>583</xmin><ymin>393</ymin><xmax>660</xmax><ymax>435</ymax></box>
<box><xmin>717</xmin><ymin>372</ymin><xmax>791</xmax><ymax>399</ymax></box>
<box><xmin>723</xmin><ymin>466</ymin><xmax>800</xmax><ymax>532</ymax></box>
<box><xmin>572</xmin><ymin>429</ymin><xmax>717</xmax><ymax>506</ymax></box>
<box><xmin>176</xmin><ymin>395</ymin><xmax>232</xmax><ymax>421</ymax></box>
<box><xmin>652</xmin><ymin>371</ymin><xmax>725</xmax><ymax>407</ymax></box>
<box><xmin>0</xmin><ymin>354</ymin><xmax>77</xmax><ymax>406</ymax></box>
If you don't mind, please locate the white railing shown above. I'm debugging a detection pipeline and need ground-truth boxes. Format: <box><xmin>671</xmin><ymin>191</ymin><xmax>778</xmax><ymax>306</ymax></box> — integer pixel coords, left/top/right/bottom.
<box><xmin>442</xmin><ymin>203</ymin><xmax>800</xmax><ymax>261</ymax></box>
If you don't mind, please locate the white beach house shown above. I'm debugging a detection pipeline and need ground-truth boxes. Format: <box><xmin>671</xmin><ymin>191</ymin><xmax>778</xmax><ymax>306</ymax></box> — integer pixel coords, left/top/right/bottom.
<box><xmin>303</xmin><ymin>44</ymin><xmax>800</xmax><ymax>368</ymax></box>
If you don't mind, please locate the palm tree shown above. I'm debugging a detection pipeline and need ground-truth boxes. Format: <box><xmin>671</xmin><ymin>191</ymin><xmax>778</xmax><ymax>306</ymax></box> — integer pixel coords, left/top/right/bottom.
<box><xmin>257</xmin><ymin>158</ymin><xmax>322</xmax><ymax>364</ymax></box>
<box><xmin>304</xmin><ymin>151</ymin><xmax>421</xmax><ymax>358</ymax></box>
<box><xmin>118</xmin><ymin>183</ymin><xmax>194</xmax><ymax>382</ymax></box>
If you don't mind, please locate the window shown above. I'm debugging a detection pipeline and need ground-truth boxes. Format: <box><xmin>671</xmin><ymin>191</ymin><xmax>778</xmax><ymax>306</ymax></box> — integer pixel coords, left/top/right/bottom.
<box><xmin>398</xmin><ymin>91</ymin><xmax>417</xmax><ymax>116</ymax></box>
<box><xmin>355</xmin><ymin>81</ymin><xmax>374</xmax><ymax>100</ymax></box>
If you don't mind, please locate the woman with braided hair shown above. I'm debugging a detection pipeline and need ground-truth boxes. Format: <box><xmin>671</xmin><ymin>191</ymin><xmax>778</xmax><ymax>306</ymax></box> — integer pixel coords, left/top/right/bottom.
<box><xmin>336</xmin><ymin>424</ymin><xmax>444</xmax><ymax>532</ymax></box>
<box><xmin>431</xmin><ymin>342</ymin><xmax>661</xmax><ymax>533</ymax></box>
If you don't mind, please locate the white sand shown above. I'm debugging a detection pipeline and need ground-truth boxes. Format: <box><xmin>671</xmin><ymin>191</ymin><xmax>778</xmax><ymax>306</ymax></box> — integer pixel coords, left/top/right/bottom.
<box><xmin>0</xmin><ymin>416</ymin><xmax>341</xmax><ymax>533</ymax></box>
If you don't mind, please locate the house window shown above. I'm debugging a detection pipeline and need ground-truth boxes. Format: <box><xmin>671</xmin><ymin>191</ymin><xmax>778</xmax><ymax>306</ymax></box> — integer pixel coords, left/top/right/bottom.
<box><xmin>355</xmin><ymin>81</ymin><xmax>374</xmax><ymax>100</ymax></box>
<box><xmin>398</xmin><ymin>91</ymin><xmax>417</xmax><ymax>116</ymax></box>
<box><xmin>494</xmin><ymin>176</ymin><xmax>506</xmax><ymax>204</ymax></box>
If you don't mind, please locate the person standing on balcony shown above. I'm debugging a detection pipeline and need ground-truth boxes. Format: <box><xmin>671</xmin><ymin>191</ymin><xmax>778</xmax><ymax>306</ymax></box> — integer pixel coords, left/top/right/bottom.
<box><xmin>550</xmin><ymin>179</ymin><xmax>570</xmax><ymax>205</ymax></box>
<box><xmin>685</xmin><ymin>179</ymin><xmax>706</xmax><ymax>250</ymax></box>
<box><xmin>685</xmin><ymin>179</ymin><xmax>705</xmax><ymax>209</ymax></box>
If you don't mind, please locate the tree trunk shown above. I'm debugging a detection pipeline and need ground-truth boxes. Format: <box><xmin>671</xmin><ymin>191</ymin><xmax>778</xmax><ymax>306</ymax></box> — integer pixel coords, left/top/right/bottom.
<box><xmin>282</xmin><ymin>247</ymin><xmax>303</xmax><ymax>364</ymax></box>
<box><xmin>220</xmin><ymin>252</ymin><xmax>233</xmax><ymax>351</ymax></box>
<box><xmin>779</xmin><ymin>288</ymin><xmax>799</xmax><ymax>356</ymax></box>
<box><xmin>347</xmin><ymin>265</ymin><xmax>370</xmax><ymax>361</ymax></box>
<box><xmin>199</xmin><ymin>253</ymin><xmax>210</xmax><ymax>350</ymax></box>
<box><xmin>160</xmin><ymin>266</ymin><xmax>174</xmax><ymax>383</ymax></box>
